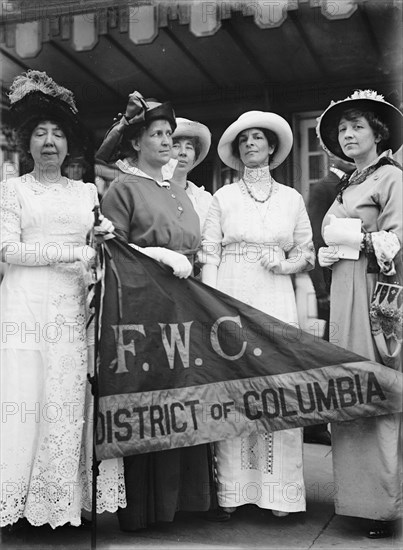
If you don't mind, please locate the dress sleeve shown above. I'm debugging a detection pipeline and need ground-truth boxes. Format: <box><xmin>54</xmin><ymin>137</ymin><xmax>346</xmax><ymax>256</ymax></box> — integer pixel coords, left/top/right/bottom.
<box><xmin>87</xmin><ymin>182</ymin><xmax>100</xmax><ymax>208</ymax></box>
<box><xmin>288</xmin><ymin>193</ymin><xmax>315</xmax><ymax>268</ymax></box>
<box><xmin>101</xmin><ymin>180</ymin><xmax>133</xmax><ymax>242</ymax></box>
<box><xmin>0</xmin><ymin>178</ymin><xmax>21</xmax><ymax>251</ymax></box>
<box><xmin>200</xmin><ymin>194</ymin><xmax>223</xmax><ymax>267</ymax></box>
<box><xmin>376</xmin><ymin>167</ymin><xmax>403</xmax><ymax>243</ymax></box>
<box><xmin>371</xmin><ymin>167</ymin><xmax>403</xmax><ymax>276</ymax></box>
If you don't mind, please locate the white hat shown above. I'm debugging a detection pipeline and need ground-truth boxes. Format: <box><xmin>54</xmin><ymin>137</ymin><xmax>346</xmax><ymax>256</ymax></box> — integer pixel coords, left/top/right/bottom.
<box><xmin>218</xmin><ymin>111</ymin><xmax>293</xmax><ymax>170</ymax></box>
<box><xmin>172</xmin><ymin>117</ymin><xmax>211</xmax><ymax>169</ymax></box>
<box><xmin>316</xmin><ymin>89</ymin><xmax>403</xmax><ymax>162</ymax></box>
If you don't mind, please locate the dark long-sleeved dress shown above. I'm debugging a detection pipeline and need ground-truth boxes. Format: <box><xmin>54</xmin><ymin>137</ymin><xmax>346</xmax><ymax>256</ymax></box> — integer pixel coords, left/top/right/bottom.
<box><xmin>101</xmin><ymin>168</ymin><xmax>212</xmax><ymax>530</ymax></box>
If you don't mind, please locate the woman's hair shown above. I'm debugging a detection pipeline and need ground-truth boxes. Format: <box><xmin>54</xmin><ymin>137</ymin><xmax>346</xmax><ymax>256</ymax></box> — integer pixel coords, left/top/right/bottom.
<box><xmin>173</xmin><ymin>136</ymin><xmax>201</xmax><ymax>160</ymax></box>
<box><xmin>231</xmin><ymin>127</ymin><xmax>278</xmax><ymax>164</ymax></box>
<box><xmin>120</xmin><ymin>118</ymin><xmax>176</xmax><ymax>161</ymax></box>
<box><xmin>16</xmin><ymin>116</ymin><xmax>82</xmax><ymax>171</ymax></box>
<box><xmin>334</xmin><ymin>108</ymin><xmax>390</xmax><ymax>154</ymax></box>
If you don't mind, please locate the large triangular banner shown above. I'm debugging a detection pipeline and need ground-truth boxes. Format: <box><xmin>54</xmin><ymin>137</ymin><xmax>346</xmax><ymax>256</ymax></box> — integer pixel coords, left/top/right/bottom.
<box><xmin>95</xmin><ymin>238</ymin><xmax>402</xmax><ymax>459</ymax></box>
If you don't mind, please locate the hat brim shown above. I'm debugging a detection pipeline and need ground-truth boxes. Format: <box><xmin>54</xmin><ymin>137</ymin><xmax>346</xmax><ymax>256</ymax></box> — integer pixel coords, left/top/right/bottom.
<box><xmin>218</xmin><ymin>111</ymin><xmax>293</xmax><ymax>170</ymax></box>
<box><xmin>172</xmin><ymin>118</ymin><xmax>211</xmax><ymax>169</ymax></box>
<box><xmin>318</xmin><ymin>98</ymin><xmax>403</xmax><ymax>162</ymax></box>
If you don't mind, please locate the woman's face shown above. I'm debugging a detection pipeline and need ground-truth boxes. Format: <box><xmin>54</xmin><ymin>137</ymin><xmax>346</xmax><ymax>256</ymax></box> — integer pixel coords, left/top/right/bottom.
<box><xmin>171</xmin><ymin>138</ymin><xmax>196</xmax><ymax>175</ymax></box>
<box><xmin>132</xmin><ymin>119</ymin><xmax>173</xmax><ymax>168</ymax></box>
<box><xmin>29</xmin><ymin>120</ymin><xmax>68</xmax><ymax>170</ymax></box>
<box><xmin>338</xmin><ymin>115</ymin><xmax>379</xmax><ymax>165</ymax></box>
<box><xmin>238</xmin><ymin>128</ymin><xmax>274</xmax><ymax>168</ymax></box>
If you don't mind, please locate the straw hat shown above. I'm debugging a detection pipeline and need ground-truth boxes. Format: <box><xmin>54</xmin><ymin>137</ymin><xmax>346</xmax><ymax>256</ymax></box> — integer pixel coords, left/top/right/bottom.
<box><xmin>316</xmin><ymin>89</ymin><xmax>403</xmax><ymax>162</ymax></box>
<box><xmin>172</xmin><ymin>117</ymin><xmax>211</xmax><ymax>169</ymax></box>
<box><xmin>218</xmin><ymin>111</ymin><xmax>293</xmax><ymax>170</ymax></box>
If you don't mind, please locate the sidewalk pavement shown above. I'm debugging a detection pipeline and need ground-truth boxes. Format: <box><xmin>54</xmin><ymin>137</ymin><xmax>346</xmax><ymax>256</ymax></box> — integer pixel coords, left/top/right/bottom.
<box><xmin>2</xmin><ymin>442</ymin><xmax>402</xmax><ymax>550</ymax></box>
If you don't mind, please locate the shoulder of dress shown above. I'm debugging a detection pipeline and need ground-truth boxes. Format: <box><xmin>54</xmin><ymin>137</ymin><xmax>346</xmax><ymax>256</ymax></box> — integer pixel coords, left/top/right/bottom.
<box><xmin>193</xmin><ymin>183</ymin><xmax>213</xmax><ymax>200</ymax></box>
<box><xmin>214</xmin><ymin>182</ymin><xmax>239</xmax><ymax>197</ymax></box>
<box><xmin>1</xmin><ymin>176</ymin><xmax>24</xmax><ymax>186</ymax></box>
<box><xmin>0</xmin><ymin>176</ymin><xmax>21</xmax><ymax>187</ymax></box>
<box><xmin>69</xmin><ymin>179</ymin><xmax>96</xmax><ymax>194</ymax></box>
<box><xmin>0</xmin><ymin>177</ymin><xmax>24</xmax><ymax>196</ymax></box>
<box><xmin>109</xmin><ymin>172</ymin><xmax>142</xmax><ymax>191</ymax></box>
<box><xmin>374</xmin><ymin>163</ymin><xmax>402</xmax><ymax>178</ymax></box>
<box><xmin>277</xmin><ymin>183</ymin><xmax>302</xmax><ymax>198</ymax></box>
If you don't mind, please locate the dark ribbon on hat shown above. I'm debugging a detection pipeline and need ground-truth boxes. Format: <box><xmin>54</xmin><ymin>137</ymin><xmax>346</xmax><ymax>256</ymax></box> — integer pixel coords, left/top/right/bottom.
<box><xmin>95</xmin><ymin>91</ymin><xmax>149</xmax><ymax>163</ymax></box>
<box><xmin>96</xmin><ymin>92</ymin><xmax>176</xmax><ymax>164</ymax></box>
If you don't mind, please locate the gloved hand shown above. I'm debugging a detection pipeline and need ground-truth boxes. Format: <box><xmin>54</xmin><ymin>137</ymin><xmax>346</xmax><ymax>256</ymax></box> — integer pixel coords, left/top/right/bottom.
<box><xmin>94</xmin><ymin>213</ymin><xmax>115</xmax><ymax>236</ymax></box>
<box><xmin>131</xmin><ymin>245</ymin><xmax>192</xmax><ymax>279</ymax></box>
<box><xmin>71</xmin><ymin>245</ymin><xmax>97</xmax><ymax>265</ymax></box>
<box><xmin>318</xmin><ymin>246</ymin><xmax>340</xmax><ymax>267</ymax></box>
<box><xmin>261</xmin><ymin>253</ymin><xmax>310</xmax><ymax>275</ymax></box>
<box><xmin>323</xmin><ymin>215</ymin><xmax>363</xmax><ymax>250</ymax></box>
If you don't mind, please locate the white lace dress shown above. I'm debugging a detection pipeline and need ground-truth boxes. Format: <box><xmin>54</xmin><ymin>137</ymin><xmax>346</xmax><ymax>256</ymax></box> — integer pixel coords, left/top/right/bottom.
<box><xmin>201</xmin><ymin>171</ymin><xmax>314</xmax><ymax>512</ymax></box>
<box><xmin>0</xmin><ymin>175</ymin><xmax>126</xmax><ymax>528</ymax></box>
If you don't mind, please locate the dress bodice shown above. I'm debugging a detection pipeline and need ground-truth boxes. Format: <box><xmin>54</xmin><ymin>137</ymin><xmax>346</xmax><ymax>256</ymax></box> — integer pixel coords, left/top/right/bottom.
<box><xmin>102</xmin><ymin>172</ymin><xmax>200</xmax><ymax>253</ymax></box>
<box><xmin>202</xmin><ymin>179</ymin><xmax>314</xmax><ymax>266</ymax></box>
<box><xmin>1</xmin><ymin>175</ymin><xmax>98</xmax><ymax>249</ymax></box>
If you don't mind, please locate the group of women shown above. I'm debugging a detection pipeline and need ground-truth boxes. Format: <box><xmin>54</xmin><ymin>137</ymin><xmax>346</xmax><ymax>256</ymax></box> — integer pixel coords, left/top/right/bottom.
<box><xmin>1</xmin><ymin>70</ymin><xmax>402</xmax><ymax>541</ymax></box>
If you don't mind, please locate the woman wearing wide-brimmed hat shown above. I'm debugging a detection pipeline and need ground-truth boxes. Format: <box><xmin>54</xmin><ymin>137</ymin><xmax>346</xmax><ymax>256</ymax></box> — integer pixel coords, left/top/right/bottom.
<box><xmin>170</xmin><ymin>117</ymin><xmax>213</xmax><ymax>231</ymax></box>
<box><xmin>0</xmin><ymin>71</ymin><xmax>123</xmax><ymax>530</ymax></box>
<box><xmin>201</xmin><ymin>111</ymin><xmax>314</xmax><ymax>519</ymax></box>
<box><xmin>98</xmin><ymin>93</ymin><xmax>212</xmax><ymax>531</ymax></box>
<box><xmin>317</xmin><ymin>89</ymin><xmax>403</xmax><ymax>538</ymax></box>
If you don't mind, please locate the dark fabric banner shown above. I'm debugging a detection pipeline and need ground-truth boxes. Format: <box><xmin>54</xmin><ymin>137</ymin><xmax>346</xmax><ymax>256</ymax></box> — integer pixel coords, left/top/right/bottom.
<box><xmin>95</xmin><ymin>238</ymin><xmax>403</xmax><ymax>460</ymax></box>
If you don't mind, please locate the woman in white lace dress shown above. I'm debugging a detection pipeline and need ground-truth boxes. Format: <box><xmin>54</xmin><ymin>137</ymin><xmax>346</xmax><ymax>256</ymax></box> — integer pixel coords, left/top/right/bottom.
<box><xmin>0</xmin><ymin>71</ymin><xmax>125</xmax><ymax>530</ymax></box>
<box><xmin>201</xmin><ymin>111</ymin><xmax>314</xmax><ymax>520</ymax></box>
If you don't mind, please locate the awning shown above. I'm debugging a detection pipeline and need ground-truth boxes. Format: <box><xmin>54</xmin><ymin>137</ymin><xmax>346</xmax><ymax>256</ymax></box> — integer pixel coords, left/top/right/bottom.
<box><xmin>1</xmin><ymin>1</ymin><xmax>366</xmax><ymax>59</ymax></box>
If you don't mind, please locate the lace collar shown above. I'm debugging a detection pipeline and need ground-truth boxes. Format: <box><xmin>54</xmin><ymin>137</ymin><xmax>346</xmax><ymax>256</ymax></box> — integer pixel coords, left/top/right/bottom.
<box><xmin>243</xmin><ymin>165</ymin><xmax>272</xmax><ymax>185</ymax></box>
<box><xmin>22</xmin><ymin>173</ymin><xmax>73</xmax><ymax>193</ymax></box>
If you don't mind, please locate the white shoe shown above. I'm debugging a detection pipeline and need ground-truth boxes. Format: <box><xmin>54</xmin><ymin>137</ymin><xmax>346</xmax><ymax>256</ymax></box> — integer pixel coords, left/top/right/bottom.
<box><xmin>272</xmin><ymin>510</ymin><xmax>289</xmax><ymax>517</ymax></box>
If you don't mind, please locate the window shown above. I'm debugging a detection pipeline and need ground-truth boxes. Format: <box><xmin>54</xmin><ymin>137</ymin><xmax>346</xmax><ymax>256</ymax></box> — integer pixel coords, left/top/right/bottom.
<box><xmin>292</xmin><ymin>111</ymin><xmax>329</xmax><ymax>204</ymax></box>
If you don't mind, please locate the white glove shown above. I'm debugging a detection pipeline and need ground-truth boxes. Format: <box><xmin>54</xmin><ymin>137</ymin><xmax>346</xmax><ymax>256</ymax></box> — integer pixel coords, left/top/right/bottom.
<box><xmin>318</xmin><ymin>246</ymin><xmax>340</xmax><ymax>267</ymax></box>
<box><xmin>261</xmin><ymin>253</ymin><xmax>310</xmax><ymax>275</ymax></box>
<box><xmin>72</xmin><ymin>245</ymin><xmax>97</xmax><ymax>265</ymax></box>
<box><xmin>94</xmin><ymin>213</ymin><xmax>115</xmax><ymax>236</ymax></box>
<box><xmin>323</xmin><ymin>215</ymin><xmax>363</xmax><ymax>250</ymax></box>
<box><xmin>131</xmin><ymin>245</ymin><xmax>192</xmax><ymax>279</ymax></box>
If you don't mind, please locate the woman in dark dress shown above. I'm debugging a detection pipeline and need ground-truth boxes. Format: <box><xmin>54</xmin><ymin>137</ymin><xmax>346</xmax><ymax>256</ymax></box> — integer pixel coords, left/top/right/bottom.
<box><xmin>96</xmin><ymin>91</ymin><xmax>212</xmax><ymax>531</ymax></box>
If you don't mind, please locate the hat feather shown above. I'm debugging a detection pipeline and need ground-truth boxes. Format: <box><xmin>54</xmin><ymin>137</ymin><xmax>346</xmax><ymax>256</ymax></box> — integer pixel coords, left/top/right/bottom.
<box><xmin>9</xmin><ymin>70</ymin><xmax>77</xmax><ymax>113</ymax></box>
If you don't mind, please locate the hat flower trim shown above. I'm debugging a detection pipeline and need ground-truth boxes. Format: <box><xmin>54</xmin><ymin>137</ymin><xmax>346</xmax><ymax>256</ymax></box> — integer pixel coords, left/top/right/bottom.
<box><xmin>9</xmin><ymin>70</ymin><xmax>77</xmax><ymax>113</ymax></box>
<box><xmin>349</xmin><ymin>89</ymin><xmax>384</xmax><ymax>101</ymax></box>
